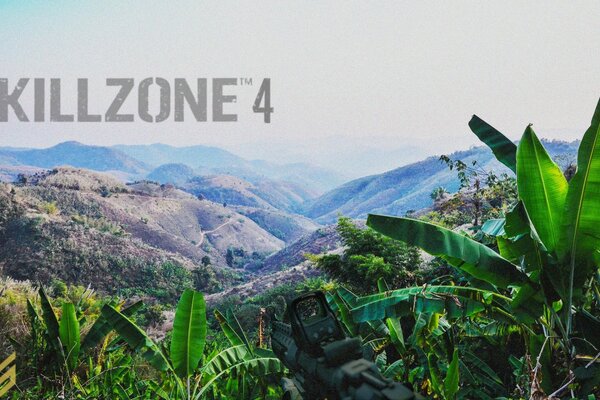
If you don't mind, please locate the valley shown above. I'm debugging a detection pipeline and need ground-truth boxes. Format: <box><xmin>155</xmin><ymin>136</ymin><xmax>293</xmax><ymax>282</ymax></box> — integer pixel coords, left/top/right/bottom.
<box><xmin>0</xmin><ymin>138</ymin><xmax>579</xmax><ymax>301</ymax></box>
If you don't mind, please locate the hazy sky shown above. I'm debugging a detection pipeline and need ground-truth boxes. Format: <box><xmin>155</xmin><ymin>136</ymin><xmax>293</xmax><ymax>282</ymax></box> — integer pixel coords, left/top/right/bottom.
<box><xmin>1</xmin><ymin>1</ymin><xmax>599</xmax><ymax>174</ymax></box>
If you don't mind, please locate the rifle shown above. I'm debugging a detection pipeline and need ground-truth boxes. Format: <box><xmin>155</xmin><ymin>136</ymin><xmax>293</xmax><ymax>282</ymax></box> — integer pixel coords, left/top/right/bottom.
<box><xmin>271</xmin><ymin>291</ymin><xmax>423</xmax><ymax>400</ymax></box>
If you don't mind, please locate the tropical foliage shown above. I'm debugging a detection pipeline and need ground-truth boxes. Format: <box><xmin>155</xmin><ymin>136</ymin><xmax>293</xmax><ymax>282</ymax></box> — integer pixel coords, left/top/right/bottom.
<box><xmin>313</xmin><ymin>216</ymin><xmax>423</xmax><ymax>293</ymax></box>
<box><xmin>1</xmin><ymin>282</ymin><xmax>283</xmax><ymax>399</ymax></box>
<box><xmin>352</xmin><ymin>100</ymin><xmax>600</xmax><ymax>398</ymax></box>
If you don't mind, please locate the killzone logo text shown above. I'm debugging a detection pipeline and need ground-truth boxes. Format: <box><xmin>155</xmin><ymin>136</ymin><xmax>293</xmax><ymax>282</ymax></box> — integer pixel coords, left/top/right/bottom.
<box><xmin>0</xmin><ymin>77</ymin><xmax>273</xmax><ymax>123</ymax></box>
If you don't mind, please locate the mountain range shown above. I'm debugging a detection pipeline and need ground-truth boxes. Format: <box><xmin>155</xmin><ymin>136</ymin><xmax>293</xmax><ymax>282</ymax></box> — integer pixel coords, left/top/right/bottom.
<box><xmin>0</xmin><ymin>139</ymin><xmax>580</xmax><ymax>226</ymax></box>
<box><xmin>0</xmin><ymin>137</ymin><xmax>581</xmax><ymax>301</ymax></box>
<box><xmin>303</xmin><ymin>139</ymin><xmax>579</xmax><ymax>223</ymax></box>
<box><xmin>114</xmin><ymin>143</ymin><xmax>346</xmax><ymax>192</ymax></box>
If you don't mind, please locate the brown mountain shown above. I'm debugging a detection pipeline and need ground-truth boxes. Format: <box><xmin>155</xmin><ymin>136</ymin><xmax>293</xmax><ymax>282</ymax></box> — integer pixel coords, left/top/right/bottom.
<box><xmin>0</xmin><ymin>168</ymin><xmax>285</xmax><ymax>300</ymax></box>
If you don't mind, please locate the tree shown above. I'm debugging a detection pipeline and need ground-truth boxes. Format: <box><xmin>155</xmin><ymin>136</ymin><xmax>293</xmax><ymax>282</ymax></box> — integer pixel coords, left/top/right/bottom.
<box><xmin>430</xmin><ymin>186</ymin><xmax>448</xmax><ymax>201</ymax></box>
<box><xmin>438</xmin><ymin>155</ymin><xmax>517</xmax><ymax>227</ymax></box>
<box><xmin>226</xmin><ymin>248</ymin><xmax>234</xmax><ymax>268</ymax></box>
<box><xmin>314</xmin><ymin>217</ymin><xmax>422</xmax><ymax>293</ymax></box>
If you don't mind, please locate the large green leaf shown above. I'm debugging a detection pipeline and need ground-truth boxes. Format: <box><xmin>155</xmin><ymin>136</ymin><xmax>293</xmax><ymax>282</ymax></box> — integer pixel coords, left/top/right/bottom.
<box><xmin>59</xmin><ymin>303</ymin><xmax>80</xmax><ymax>370</ymax></box>
<box><xmin>26</xmin><ymin>299</ymin><xmax>40</xmax><ymax>340</ymax></box>
<box><xmin>386</xmin><ymin>317</ymin><xmax>405</xmax><ymax>353</ymax></box>
<box><xmin>462</xmin><ymin>351</ymin><xmax>505</xmax><ymax>395</ymax></box>
<box><xmin>349</xmin><ymin>285</ymin><xmax>508</xmax><ymax>323</ymax></box>
<box><xmin>575</xmin><ymin>308</ymin><xmax>600</xmax><ymax>352</ymax></box>
<box><xmin>100</xmin><ymin>305</ymin><xmax>170</xmax><ymax>371</ymax></box>
<box><xmin>516</xmin><ymin>125</ymin><xmax>568</xmax><ymax>252</ymax></box>
<box><xmin>367</xmin><ymin>215</ymin><xmax>527</xmax><ymax>288</ymax></box>
<box><xmin>225</xmin><ymin>309</ymin><xmax>253</xmax><ymax>353</ymax></box>
<box><xmin>330</xmin><ymin>291</ymin><xmax>358</xmax><ymax>336</ymax></box>
<box><xmin>503</xmin><ymin>202</ymin><xmax>549</xmax><ymax>276</ymax></box>
<box><xmin>558</xmin><ymin>98</ymin><xmax>600</xmax><ymax>320</ymax></box>
<box><xmin>480</xmin><ymin>219</ymin><xmax>506</xmax><ymax>237</ymax></box>
<box><xmin>199</xmin><ymin>355</ymin><xmax>281</xmax><ymax>397</ymax></box>
<box><xmin>337</xmin><ymin>286</ymin><xmax>359</xmax><ymax>308</ymax></box>
<box><xmin>201</xmin><ymin>345</ymin><xmax>282</xmax><ymax>399</ymax></box>
<box><xmin>38</xmin><ymin>287</ymin><xmax>61</xmax><ymax>351</ymax></box>
<box><xmin>81</xmin><ymin>300</ymin><xmax>143</xmax><ymax>351</ymax></box>
<box><xmin>383</xmin><ymin>359</ymin><xmax>405</xmax><ymax>379</ymax></box>
<box><xmin>469</xmin><ymin>115</ymin><xmax>517</xmax><ymax>173</ymax></box>
<box><xmin>444</xmin><ymin>348</ymin><xmax>460</xmax><ymax>399</ymax></box>
<box><xmin>170</xmin><ymin>289</ymin><xmax>206</xmax><ymax>378</ymax></box>
<box><xmin>214</xmin><ymin>310</ymin><xmax>244</xmax><ymax>347</ymax></box>
<box><xmin>202</xmin><ymin>345</ymin><xmax>249</xmax><ymax>376</ymax></box>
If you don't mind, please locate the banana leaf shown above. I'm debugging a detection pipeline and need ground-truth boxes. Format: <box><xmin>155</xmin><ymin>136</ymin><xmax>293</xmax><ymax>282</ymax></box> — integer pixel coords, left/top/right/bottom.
<box><xmin>516</xmin><ymin>125</ymin><xmax>567</xmax><ymax>252</ymax></box>
<box><xmin>377</xmin><ymin>277</ymin><xmax>390</xmax><ymax>292</ymax></box>
<box><xmin>82</xmin><ymin>300</ymin><xmax>143</xmax><ymax>351</ymax></box>
<box><xmin>59</xmin><ymin>303</ymin><xmax>80</xmax><ymax>370</ymax></box>
<box><xmin>376</xmin><ymin>278</ymin><xmax>405</xmax><ymax>353</ymax></box>
<box><xmin>469</xmin><ymin>115</ymin><xmax>517</xmax><ymax>173</ymax></box>
<box><xmin>336</xmin><ymin>286</ymin><xmax>359</xmax><ymax>308</ymax></box>
<box><xmin>349</xmin><ymin>285</ymin><xmax>507</xmax><ymax>323</ymax></box>
<box><xmin>199</xmin><ymin>356</ymin><xmax>282</xmax><ymax>398</ymax></box>
<box><xmin>38</xmin><ymin>287</ymin><xmax>61</xmax><ymax>351</ymax></box>
<box><xmin>330</xmin><ymin>291</ymin><xmax>358</xmax><ymax>336</ymax></box>
<box><xmin>227</xmin><ymin>309</ymin><xmax>253</xmax><ymax>354</ymax></box>
<box><xmin>170</xmin><ymin>289</ymin><xmax>206</xmax><ymax>378</ymax></box>
<box><xmin>383</xmin><ymin>359</ymin><xmax>405</xmax><ymax>379</ymax></box>
<box><xmin>386</xmin><ymin>317</ymin><xmax>405</xmax><ymax>353</ymax></box>
<box><xmin>575</xmin><ymin>308</ymin><xmax>600</xmax><ymax>352</ymax></box>
<box><xmin>202</xmin><ymin>345</ymin><xmax>249</xmax><ymax>376</ymax></box>
<box><xmin>445</xmin><ymin>348</ymin><xmax>460</xmax><ymax>399</ymax></box>
<box><xmin>462</xmin><ymin>350</ymin><xmax>505</xmax><ymax>394</ymax></box>
<box><xmin>367</xmin><ymin>214</ymin><xmax>528</xmax><ymax>289</ymax></box>
<box><xmin>481</xmin><ymin>219</ymin><xmax>506</xmax><ymax>237</ymax></box>
<box><xmin>100</xmin><ymin>304</ymin><xmax>170</xmax><ymax>371</ymax></box>
<box><xmin>214</xmin><ymin>310</ymin><xmax>244</xmax><ymax>348</ymax></box>
<box><xmin>558</xmin><ymin>98</ymin><xmax>600</xmax><ymax>310</ymax></box>
<box><xmin>26</xmin><ymin>299</ymin><xmax>40</xmax><ymax>339</ymax></box>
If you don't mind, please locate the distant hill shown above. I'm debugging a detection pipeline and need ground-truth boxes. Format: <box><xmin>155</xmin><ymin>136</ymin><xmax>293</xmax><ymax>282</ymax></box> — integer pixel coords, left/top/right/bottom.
<box><xmin>247</xmin><ymin>160</ymin><xmax>347</xmax><ymax>193</ymax></box>
<box><xmin>0</xmin><ymin>142</ymin><xmax>345</xmax><ymax>197</ymax></box>
<box><xmin>255</xmin><ymin>224</ymin><xmax>342</xmax><ymax>273</ymax></box>
<box><xmin>181</xmin><ymin>174</ymin><xmax>316</xmax><ymax>213</ymax></box>
<box><xmin>114</xmin><ymin>143</ymin><xmax>244</xmax><ymax>170</ymax></box>
<box><xmin>0</xmin><ymin>165</ymin><xmax>44</xmax><ymax>182</ymax></box>
<box><xmin>0</xmin><ymin>141</ymin><xmax>150</xmax><ymax>177</ymax></box>
<box><xmin>304</xmin><ymin>140</ymin><xmax>579</xmax><ymax>224</ymax></box>
<box><xmin>146</xmin><ymin>163</ymin><xmax>196</xmax><ymax>185</ymax></box>
<box><xmin>115</xmin><ymin>143</ymin><xmax>346</xmax><ymax>192</ymax></box>
<box><xmin>233</xmin><ymin>206</ymin><xmax>320</xmax><ymax>243</ymax></box>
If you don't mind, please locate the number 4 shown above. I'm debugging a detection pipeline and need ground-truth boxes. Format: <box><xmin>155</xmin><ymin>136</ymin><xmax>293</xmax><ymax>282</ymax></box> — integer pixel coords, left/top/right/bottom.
<box><xmin>253</xmin><ymin>78</ymin><xmax>273</xmax><ymax>123</ymax></box>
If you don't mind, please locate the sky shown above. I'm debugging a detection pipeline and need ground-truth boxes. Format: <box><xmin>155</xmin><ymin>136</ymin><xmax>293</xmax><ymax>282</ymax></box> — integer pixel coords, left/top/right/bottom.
<box><xmin>0</xmin><ymin>1</ymin><xmax>599</xmax><ymax>176</ymax></box>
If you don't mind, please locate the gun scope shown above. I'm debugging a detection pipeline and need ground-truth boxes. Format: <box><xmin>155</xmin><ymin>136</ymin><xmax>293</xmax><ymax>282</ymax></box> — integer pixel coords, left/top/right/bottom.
<box><xmin>288</xmin><ymin>291</ymin><xmax>346</xmax><ymax>355</ymax></box>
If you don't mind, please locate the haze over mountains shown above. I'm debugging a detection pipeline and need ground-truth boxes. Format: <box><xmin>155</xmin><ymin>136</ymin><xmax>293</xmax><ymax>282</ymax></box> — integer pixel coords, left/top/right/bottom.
<box><xmin>0</xmin><ymin>139</ymin><xmax>580</xmax><ymax>226</ymax></box>
<box><xmin>114</xmin><ymin>143</ymin><xmax>346</xmax><ymax>193</ymax></box>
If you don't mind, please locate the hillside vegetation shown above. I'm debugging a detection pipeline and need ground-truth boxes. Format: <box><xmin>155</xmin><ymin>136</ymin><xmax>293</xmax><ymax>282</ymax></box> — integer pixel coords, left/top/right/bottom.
<box><xmin>182</xmin><ymin>174</ymin><xmax>315</xmax><ymax>214</ymax></box>
<box><xmin>304</xmin><ymin>139</ymin><xmax>579</xmax><ymax>223</ymax></box>
<box><xmin>0</xmin><ymin>168</ymin><xmax>289</xmax><ymax>301</ymax></box>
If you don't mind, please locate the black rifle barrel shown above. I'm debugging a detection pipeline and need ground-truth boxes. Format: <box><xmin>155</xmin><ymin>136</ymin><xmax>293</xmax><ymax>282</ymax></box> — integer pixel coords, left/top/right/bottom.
<box><xmin>272</xmin><ymin>319</ymin><xmax>421</xmax><ymax>400</ymax></box>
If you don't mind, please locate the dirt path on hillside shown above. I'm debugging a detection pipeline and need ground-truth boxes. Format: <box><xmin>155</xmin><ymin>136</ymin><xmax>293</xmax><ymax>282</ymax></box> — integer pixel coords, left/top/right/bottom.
<box><xmin>196</xmin><ymin>219</ymin><xmax>234</xmax><ymax>247</ymax></box>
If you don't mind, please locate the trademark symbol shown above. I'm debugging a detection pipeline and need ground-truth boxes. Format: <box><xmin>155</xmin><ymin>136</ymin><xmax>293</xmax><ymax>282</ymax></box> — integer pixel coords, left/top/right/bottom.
<box><xmin>240</xmin><ymin>77</ymin><xmax>253</xmax><ymax>86</ymax></box>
